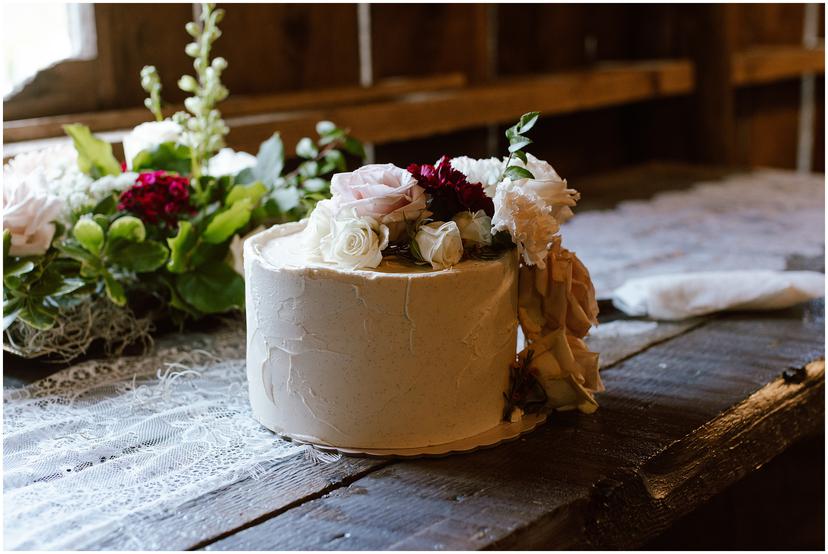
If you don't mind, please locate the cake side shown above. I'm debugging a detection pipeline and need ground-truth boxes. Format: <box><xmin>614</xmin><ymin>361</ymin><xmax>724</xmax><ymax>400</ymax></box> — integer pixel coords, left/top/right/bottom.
<box><xmin>245</xmin><ymin>223</ymin><xmax>519</xmax><ymax>449</ymax></box>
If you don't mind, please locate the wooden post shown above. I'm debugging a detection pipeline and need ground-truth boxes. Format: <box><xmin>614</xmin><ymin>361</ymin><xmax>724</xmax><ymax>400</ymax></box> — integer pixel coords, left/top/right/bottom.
<box><xmin>688</xmin><ymin>4</ymin><xmax>738</xmax><ymax>165</ymax></box>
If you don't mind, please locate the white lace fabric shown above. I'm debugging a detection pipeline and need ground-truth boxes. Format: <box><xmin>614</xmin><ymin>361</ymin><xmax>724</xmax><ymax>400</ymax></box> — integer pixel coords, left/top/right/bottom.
<box><xmin>3</xmin><ymin>330</ymin><xmax>308</xmax><ymax>550</ymax></box>
<box><xmin>564</xmin><ymin>169</ymin><xmax>824</xmax><ymax>297</ymax></box>
<box><xmin>3</xmin><ymin>168</ymin><xmax>823</xmax><ymax>550</ymax></box>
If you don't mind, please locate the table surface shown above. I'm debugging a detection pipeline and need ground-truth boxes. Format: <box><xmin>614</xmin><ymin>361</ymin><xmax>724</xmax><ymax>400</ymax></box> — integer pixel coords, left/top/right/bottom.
<box><xmin>4</xmin><ymin>163</ymin><xmax>825</xmax><ymax>550</ymax></box>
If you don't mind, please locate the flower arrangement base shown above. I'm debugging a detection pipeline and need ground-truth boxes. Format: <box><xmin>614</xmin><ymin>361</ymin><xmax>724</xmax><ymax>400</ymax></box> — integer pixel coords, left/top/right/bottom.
<box><xmin>264</xmin><ymin>411</ymin><xmax>548</xmax><ymax>458</ymax></box>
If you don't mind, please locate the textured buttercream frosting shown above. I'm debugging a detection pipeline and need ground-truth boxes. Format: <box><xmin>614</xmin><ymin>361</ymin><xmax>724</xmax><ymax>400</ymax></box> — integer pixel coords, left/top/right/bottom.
<box><xmin>245</xmin><ymin>221</ymin><xmax>519</xmax><ymax>449</ymax></box>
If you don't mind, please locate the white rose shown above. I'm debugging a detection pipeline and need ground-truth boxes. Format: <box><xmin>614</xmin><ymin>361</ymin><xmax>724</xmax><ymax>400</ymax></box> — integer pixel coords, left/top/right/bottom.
<box><xmin>319</xmin><ymin>209</ymin><xmax>389</xmax><ymax>270</ymax></box>
<box><xmin>413</xmin><ymin>221</ymin><xmax>464</xmax><ymax>270</ymax></box>
<box><xmin>506</xmin><ymin>154</ymin><xmax>579</xmax><ymax>224</ymax></box>
<box><xmin>3</xmin><ymin>180</ymin><xmax>62</xmax><ymax>257</ymax></box>
<box><xmin>301</xmin><ymin>199</ymin><xmax>335</xmax><ymax>259</ymax></box>
<box><xmin>452</xmin><ymin>209</ymin><xmax>492</xmax><ymax>247</ymax></box>
<box><xmin>206</xmin><ymin>148</ymin><xmax>257</xmax><ymax>177</ymax></box>
<box><xmin>491</xmin><ymin>178</ymin><xmax>559</xmax><ymax>269</ymax></box>
<box><xmin>122</xmin><ymin>120</ymin><xmax>182</xmax><ymax>169</ymax></box>
<box><xmin>450</xmin><ymin>156</ymin><xmax>506</xmax><ymax>197</ymax></box>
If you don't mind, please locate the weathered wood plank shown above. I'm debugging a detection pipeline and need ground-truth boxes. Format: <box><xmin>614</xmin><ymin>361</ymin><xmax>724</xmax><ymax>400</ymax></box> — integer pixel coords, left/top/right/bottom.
<box><xmin>204</xmin><ymin>304</ymin><xmax>823</xmax><ymax>550</ymax></box>
<box><xmin>732</xmin><ymin>45</ymin><xmax>825</xmax><ymax>87</ymax></box>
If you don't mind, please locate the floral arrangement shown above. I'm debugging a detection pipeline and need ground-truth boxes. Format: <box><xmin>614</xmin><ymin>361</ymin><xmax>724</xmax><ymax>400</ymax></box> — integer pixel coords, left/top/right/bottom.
<box><xmin>3</xmin><ymin>4</ymin><xmax>364</xmax><ymax>360</ymax></box>
<box><xmin>297</xmin><ymin>111</ymin><xmax>602</xmax><ymax>417</ymax></box>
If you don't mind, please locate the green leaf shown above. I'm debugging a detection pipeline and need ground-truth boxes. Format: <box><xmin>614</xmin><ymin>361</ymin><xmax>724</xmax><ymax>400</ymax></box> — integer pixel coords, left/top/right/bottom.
<box><xmin>504</xmin><ymin>166</ymin><xmax>535</xmax><ymax>180</ymax></box>
<box><xmin>202</xmin><ymin>199</ymin><xmax>253</xmax><ymax>244</ymax></box>
<box><xmin>343</xmin><ymin>137</ymin><xmax>366</xmax><ymax>160</ymax></box>
<box><xmin>166</xmin><ymin>221</ymin><xmax>197</xmax><ymax>273</ymax></box>
<box><xmin>18</xmin><ymin>300</ymin><xmax>58</xmax><ymax>330</ymax></box>
<box><xmin>3</xmin><ymin>297</ymin><xmax>22</xmax><ymax>330</ymax></box>
<box><xmin>29</xmin><ymin>268</ymin><xmax>83</xmax><ymax>297</ymax></box>
<box><xmin>103</xmin><ymin>271</ymin><xmax>127</xmax><ymax>306</ymax></box>
<box><xmin>4</xmin><ymin>259</ymin><xmax>35</xmax><ymax>277</ymax></box>
<box><xmin>518</xmin><ymin>111</ymin><xmax>540</xmax><ymax>134</ymax></box>
<box><xmin>108</xmin><ymin>216</ymin><xmax>146</xmax><ymax>242</ymax></box>
<box><xmin>513</xmin><ymin>149</ymin><xmax>528</xmax><ymax>164</ymax></box>
<box><xmin>175</xmin><ymin>262</ymin><xmax>244</xmax><ymax>314</ymax></box>
<box><xmin>253</xmin><ymin>133</ymin><xmax>284</xmax><ymax>186</ymax></box>
<box><xmin>272</xmin><ymin>186</ymin><xmax>301</xmax><ymax>213</ymax></box>
<box><xmin>189</xmin><ymin>241</ymin><xmax>229</xmax><ymax>268</ymax></box>
<box><xmin>131</xmin><ymin>141</ymin><xmax>192</xmax><ymax>175</ymax></box>
<box><xmin>63</xmin><ymin>124</ymin><xmax>122</xmax><ymax>178</ymax></box>
<box><xmin>73</xmin><ymin>218</ymin><xmax>105</xmax><ymax>254</ymax></box>
<box><xmin>302</xmin><ymin>178</ymin><xmax>327</xmax><ymax>193</ymax></box>
<box><xmin>58</xmin><ymin>243</ymin><xmax>98</xmax><ymax>265</ymax></box>
<box><xmin>3</xmin><ymin>230</ymin><xmax>11</xmax><ymax>258</ymax></box>
<box><xmin>296</xmin><ymin>137</ymin><xmax>318</xmax><ymax>159</ymax></box>
<box><xmin>108</xmin><ymin>240</ymin><xmax>169</xmax><ymax>272</ymax></box>
<box><xmin>226</xmin><ymin>181</ymin><xmax>267</xmax><ymax>206</ymax></box>
<box><xmin>93</xmin><ymin>195</ymin><xmax>118</xmax><ymax>216</ymax></box>
<box><xmin>508</xmin><ymin>137</ymin><xmax>532</xmax><ymax>153</ymax></box>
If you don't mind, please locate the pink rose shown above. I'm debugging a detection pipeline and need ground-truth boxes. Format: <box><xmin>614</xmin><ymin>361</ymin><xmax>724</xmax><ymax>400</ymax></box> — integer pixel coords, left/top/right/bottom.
<box><xmin>330</xmin><ymin>164</ymin><xmax>426</xmax><ymax>241</ymax></box>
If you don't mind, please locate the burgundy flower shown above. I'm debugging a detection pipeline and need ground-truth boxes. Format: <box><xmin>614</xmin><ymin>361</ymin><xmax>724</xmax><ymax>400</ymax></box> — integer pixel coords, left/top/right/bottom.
<box><xmin>118</xmin><ymin>170</ymin><xmax>194</xmax><ymax>227</ymax></box>
<box><xmin>407</xmin><ymin>156</ymin><xmax>493</xmax><ymax>221</ymax></box>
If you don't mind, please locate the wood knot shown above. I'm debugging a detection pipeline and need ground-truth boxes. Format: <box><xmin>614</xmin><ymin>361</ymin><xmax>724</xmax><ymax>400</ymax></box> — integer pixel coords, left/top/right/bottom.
<box><xmin>781</xmin><ymin>365</ymin><xmax>807</xmax><ymax>384</ymax></box>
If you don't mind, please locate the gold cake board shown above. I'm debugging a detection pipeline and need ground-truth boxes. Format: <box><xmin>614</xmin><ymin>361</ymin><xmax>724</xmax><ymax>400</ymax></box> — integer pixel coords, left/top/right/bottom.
<box><xmin>268</xmin><ymin>412</ymin><xmax>549</xmax><ymax>458</ymax></box>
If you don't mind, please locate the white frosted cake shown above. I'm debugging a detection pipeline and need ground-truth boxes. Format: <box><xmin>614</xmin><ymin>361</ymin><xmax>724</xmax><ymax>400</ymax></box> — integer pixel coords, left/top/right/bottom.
<box><xmin>245</xmin><ymin>222</ymin><xmax>519</xmax><ymax>449</ymax></box>
<box><xmin>245</xmin><ymin>115</ymin><xmax>603</xmax><ymax>452</ymax></box>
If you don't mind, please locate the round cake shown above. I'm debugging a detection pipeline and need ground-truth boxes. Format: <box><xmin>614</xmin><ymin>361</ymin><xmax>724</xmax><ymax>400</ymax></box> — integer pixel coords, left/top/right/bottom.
<box><xmin>245</xmin><ymin>222</ymin><xmax>519</xmax><ymax>449</ymax></box>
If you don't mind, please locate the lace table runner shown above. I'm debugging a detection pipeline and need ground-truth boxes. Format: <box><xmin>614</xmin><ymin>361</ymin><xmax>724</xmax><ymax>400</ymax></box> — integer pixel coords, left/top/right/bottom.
<box><xmin>564</xmin><ymin>169</ymin><xmax>825</xmax><ymax>297</ymax></box>
<box><xmin>3</xmin><ymin>329</ymin><xmax>310</xmax><ymax>550</ymax></box>
<box><xmin>4</xmin><ymin>168</ymin><xmax>824</xmax><ymax>550</ymax></box>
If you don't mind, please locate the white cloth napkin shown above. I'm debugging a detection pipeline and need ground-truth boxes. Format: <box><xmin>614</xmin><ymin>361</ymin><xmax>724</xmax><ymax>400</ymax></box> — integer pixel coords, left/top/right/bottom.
<box><xmin>612</xmin><ymin>270</ymin><xmax>824</xmax><ymax>320</ymax></box>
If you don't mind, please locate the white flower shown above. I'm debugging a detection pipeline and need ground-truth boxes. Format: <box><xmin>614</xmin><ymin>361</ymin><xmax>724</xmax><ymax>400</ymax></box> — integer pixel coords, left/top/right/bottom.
<box><xmin>491</xmin><ymin>178</ymin><xmax>559</xmax><ymax>269</ymax></box>
<box><xmin>206</xmin><ymin>148</ymin><xmax>257</xmax><ymax>177</ymax></box>
<box><xmin>319</xmin><ymin>209</ymin><xmax>389</xmax><ymax>270</ymax></box>
<box><xmin>122</xmin><ymin>120</ymin><xmax>182</xmax><ymax>169</ymax></box>
<box><xmin>301</xmin><ymin>199</ymin><xmax>336</xmax><ymax>259</ymax></box>
<box><xmin>506</xmin><ymin>154</ymin><xmax>579</xmax><ymax>224</ymax></box>
<box><xmin>414</xmin><ymin>220</ymin><xmax>464</xmax><ymax>270</ymax></box>
<box><xmin>450</xmin><ymin>156</ymin><xmax>506</xmax><ymax>197</ymax></box>
<box><xmin>3</xmin><ymin>178</ymin><xmax>62</xmax><ymax>257</ymax></box>
<box><xmin>452</xmin><ymin>209</ymin><xmax>492</xmax><ymax>247</ymax></box>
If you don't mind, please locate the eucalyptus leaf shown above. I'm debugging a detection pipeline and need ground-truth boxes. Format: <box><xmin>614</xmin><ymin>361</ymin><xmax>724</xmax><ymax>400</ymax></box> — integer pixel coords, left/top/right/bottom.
<box><xmin>315</xmin><ymin>120</ymin><xmax>337</xmax><ymax>136</ymax></box>
<box><xmin>272</xmin><ymin>186</ymin><xmax>301</xmax><ymax>212</ymax></box>
<box><xmin>175</xmin><ymin>262</ymin><xmax>244</xmax><ymax>314</ymax></box>
<box><xmin>302</xmin><ymin>178</ymin><xmax>327</xmax><ymax>193</ymax></box>
<box><xmin>202</xmin><ymin>199</ymin><xmax>253</xmax><ymax>244</ymax></box>
<box><xmin>253</xmin><ymin>133</ymin><xmax>284</xmax><ymax>186</ymax></box>
<box><xmin>296</xmin><ymin>137</ymin><xmax>318</xmax><ymax>159</ymax></box>
<box><xmin>63</xmin><ymin>124</ymin><xmax>122</xmax><ymax>178</ymax></box>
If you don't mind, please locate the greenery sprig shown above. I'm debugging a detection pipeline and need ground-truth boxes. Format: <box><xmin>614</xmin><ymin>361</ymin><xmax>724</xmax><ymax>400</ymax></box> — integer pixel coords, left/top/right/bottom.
<box><xmin>172</xmin><ymin>3</ymin><xmax>230</xmax><ymax>178</ymax></box>
<box><xmin>140</xmin><ymin>66</ymin><xmax>164</xmax><ymax>122</ymax></box>
<box><xmin>501</xmin><ymin>111</ymin><xmax>540</xmax><ymax>181</ymax></box>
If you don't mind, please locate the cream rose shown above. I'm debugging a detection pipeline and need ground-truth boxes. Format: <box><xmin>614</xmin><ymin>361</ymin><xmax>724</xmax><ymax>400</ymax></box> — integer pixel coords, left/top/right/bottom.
<box><xmin>319</xmin><ymin>209</ymin><xmax>389</xmax><ymax>270</ymax></box>
<box><xmin>413</xmin><ymin>221</ymin><xmax>464</xmax><ymax>270</ymax></box>
<box><xmin>3</xmin><ymin>181</ymin><xmax>62</xmax><ymax>257</ymax></box>
<box><xmin>207</xmin><ymin>148</ymin><xmax>257</xmax><ymax>177</ymax></box>
<box><xmin>330</xmin><ymin>164</ymin><xmax>426</xmax><ymax>241</ymax></box>
<box><xmin>491</xmin><ymin>178</ymin><xmax>559</xmax><ymax>269</ymax></box>
<box><xmin>122</xmin><ymin>120</ymin><xmax>183</xmax><ymax>169</ymax></box>
<box><xmin>452</xmin><ymin>209</ymin><xmax>492</xmax><ymax>247</ymax></box>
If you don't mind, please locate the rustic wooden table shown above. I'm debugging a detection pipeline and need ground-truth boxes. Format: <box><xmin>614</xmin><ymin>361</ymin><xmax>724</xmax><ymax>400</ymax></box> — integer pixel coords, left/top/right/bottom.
<box><xmin>4</xmin><ymin>164</ymin><xmax>825</xmax><ymax>549</ymax></box>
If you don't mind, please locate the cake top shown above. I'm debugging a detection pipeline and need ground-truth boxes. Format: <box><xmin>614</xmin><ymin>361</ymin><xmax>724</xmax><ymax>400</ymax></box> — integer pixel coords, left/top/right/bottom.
<box><xmin>292</xmin><ymin>113</ymin><xmax>580</xmax><ymax>274</ymax></box>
